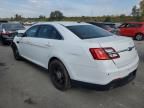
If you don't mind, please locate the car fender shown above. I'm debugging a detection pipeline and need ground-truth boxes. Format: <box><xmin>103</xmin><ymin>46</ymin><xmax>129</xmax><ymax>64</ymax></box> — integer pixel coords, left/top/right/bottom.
<box><xmin>48</xmin><ymin>53</ymin><xmax>77</xmax><ymax>79</ymax></box>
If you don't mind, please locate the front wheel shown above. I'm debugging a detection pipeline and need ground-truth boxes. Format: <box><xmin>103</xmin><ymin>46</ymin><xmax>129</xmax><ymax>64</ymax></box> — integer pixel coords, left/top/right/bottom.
<box><xmin>49</xmin><ymin>59</ymin><xmax>71</xmax><ymax>91</ymax></box>
<box><xmin>135</xmin><ymin>34</ymin><xmax>144</xmax><ymax>41</ymax></box>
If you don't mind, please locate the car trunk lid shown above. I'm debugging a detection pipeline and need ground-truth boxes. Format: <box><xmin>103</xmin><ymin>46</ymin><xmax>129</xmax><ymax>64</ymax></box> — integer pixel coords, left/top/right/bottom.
<box><xmin>84</xmin><ymin>36</ymin><xmax>138</xmax><ymax>68</ymax></box>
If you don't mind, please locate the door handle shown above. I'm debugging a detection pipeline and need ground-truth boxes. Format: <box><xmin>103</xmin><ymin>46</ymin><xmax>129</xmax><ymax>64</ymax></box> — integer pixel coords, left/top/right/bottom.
<box><xmin>16</xmin><ymin>41</ymin><xmax>20</xmax><ymax>44</ymax></box>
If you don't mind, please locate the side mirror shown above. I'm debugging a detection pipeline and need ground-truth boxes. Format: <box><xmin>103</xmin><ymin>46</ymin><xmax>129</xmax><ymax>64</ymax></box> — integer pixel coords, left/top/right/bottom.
<box><xmin>16</xmin><ymin>33</ymin><xmax>25</xmax><ymax>37</ymax></box>
<box><xmin>17</xmin><ymin>30</ymin><xmax>26</xmax><ymax>37</ymax></box>
<box><xmin>22</xmin><ymin>33</ymin><xmax>26</xmax><ymax>37</ymax></box>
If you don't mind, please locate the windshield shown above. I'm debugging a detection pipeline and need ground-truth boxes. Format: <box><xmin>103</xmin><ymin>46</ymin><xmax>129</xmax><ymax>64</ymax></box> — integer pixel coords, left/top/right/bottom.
<box><xmin>66</xmin><ymin>25</ymin><xmax>113</xmax><ymax>39</ymax></box>
<box><xmin>3</xmin><ymin>23</ymin><xmax>25</xmax><ymax>31</ymax></box>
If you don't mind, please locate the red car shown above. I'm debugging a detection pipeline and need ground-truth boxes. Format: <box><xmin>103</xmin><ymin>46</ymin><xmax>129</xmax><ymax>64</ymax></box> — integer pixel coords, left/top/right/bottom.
<box><xmin>119</xmin><ymin>22</ymin><xmax>144</xmax><ymax>41</ymax></box>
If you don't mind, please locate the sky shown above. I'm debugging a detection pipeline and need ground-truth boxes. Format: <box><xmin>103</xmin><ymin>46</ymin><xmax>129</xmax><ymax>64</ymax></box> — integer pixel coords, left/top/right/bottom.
<box><xmin>0</xmin><ymin>0</ymin><xmax>141</xmax><ymax>18</ymax></box>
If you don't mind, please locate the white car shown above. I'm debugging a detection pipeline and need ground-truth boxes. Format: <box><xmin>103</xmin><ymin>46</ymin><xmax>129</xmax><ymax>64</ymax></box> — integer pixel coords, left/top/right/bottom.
<box><xmin>11</xmin><ymin>22</ymin><xmax>139</xmax><ymax>91</ymax></box>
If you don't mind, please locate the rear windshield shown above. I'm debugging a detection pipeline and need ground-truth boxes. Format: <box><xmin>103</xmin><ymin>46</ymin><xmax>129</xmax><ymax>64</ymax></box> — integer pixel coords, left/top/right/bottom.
<box><xmin>101</xmin><ymin>25</ymin><xmax>111</xmax><ymax>29</ymax></box>
<box><xmin>96</xmin><ymin>24</ymin><xmax>109</xmax><ymax>29</ymax></box>
<box><xmin>105</xmin><ymin>24</ymin><xmax>116</xmax><ymax>29</ymax></box>
<box><xmin>66</xmin><ymin>25</ymin><xmax>113</xmax><ymax>39</ymax></box>
<box><xmin>2</xmin><ymin>23</ymin><xmax>25</xmax><ymax>31</ymax></box>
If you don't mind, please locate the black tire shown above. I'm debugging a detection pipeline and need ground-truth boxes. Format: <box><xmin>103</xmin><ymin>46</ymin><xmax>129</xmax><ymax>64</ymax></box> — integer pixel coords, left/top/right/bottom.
<box><xmin>135</xmin><ymin>33</ymin><xmax>144</xmax><ymax>41</ymax></box>
<box><xmin>49</xmin><ymin>59</ymin><xmax>71</xmax><ymax>91</ymax></box>
<box><xmin>1</xmin><ymin>37</ymin><xmax>7</xmax><ymax>45</ymax></box>
<box><xmin>12</xmin><ymin>45</ymin><xmax>22</xmax><ymax>60</ymax></box>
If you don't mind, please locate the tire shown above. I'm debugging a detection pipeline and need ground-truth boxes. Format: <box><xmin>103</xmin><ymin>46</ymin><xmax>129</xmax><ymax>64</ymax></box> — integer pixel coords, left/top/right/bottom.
<box><xmin>1</xmin><ymin>37</ymin><xmax>7</xmax><ymax>45</ymax></box>
<box><xmin>49</xmin><ymin>59</ymin><xmax>71</xmax><ymax>91</ymax></box>
<box><xmin>12</xmin><ymin>45</ymin><xmax>22</xmax><ymax>60</ymax></box>
<box><xmin>135</xmin><ymin>33</ymin><xmax>144</xmax><ymax>41</ymax></box>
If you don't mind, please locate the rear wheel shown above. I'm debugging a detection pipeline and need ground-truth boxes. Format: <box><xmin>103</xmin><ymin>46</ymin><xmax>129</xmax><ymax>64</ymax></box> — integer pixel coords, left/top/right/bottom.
<box><xmin>135</xmin><ymin>34</ymin><xmax>144</xmax><ymax>41</ymax></box>
<box><xmin>12</xmin><ymin>45</ymin><xmax>22</xmax><ymax>60</ymax></box>
<box><xmin>1</xmin><ymin>37</ymin><xmax>7</xmax><ymax>45</ymax></box>
<box><xmin>49</xmin><ymin>59</ymin><xmax>71</xmax><ymax>91</ymax></box>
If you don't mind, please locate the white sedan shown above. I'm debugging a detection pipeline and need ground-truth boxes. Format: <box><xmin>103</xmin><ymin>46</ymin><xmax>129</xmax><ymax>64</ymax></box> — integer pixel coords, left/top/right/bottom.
<box><xmin>11</xmin><ymin>22</ymin><xmax>139</xmax><ymax>91</ymax></box>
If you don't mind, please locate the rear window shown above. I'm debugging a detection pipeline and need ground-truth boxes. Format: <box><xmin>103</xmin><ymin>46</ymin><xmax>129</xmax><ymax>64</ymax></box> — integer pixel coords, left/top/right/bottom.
<box><xmin>89</xmin><ymin>23</ymin><xmax>108</xmax><ymax>29</ymax></box>
<box><xmin>101</xmin><ymin>25</ymin><xmax>111</xmax><ymax>30</ymax></box>
<box><xmin>2</xmin><ymin>23</ymin><xmax>25</xmax><ymax>31</ymax></box>
<box><xmin>66</xmin><ymin>25</ymin><xmax>113</xmax><ymax>39</ymax></box>
<box><xmin>105</xmin><ymin>24</ymin><xmax>116</xmax><ymax>29</ymax></box>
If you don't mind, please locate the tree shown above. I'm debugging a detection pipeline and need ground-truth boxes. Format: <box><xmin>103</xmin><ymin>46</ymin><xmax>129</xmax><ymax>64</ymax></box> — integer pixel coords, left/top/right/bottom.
<box><xmin>131</xmin><ymin>5</ymin><xmax>141</xmax><ymax>21</ymax></box>
<box><xmin>14</xmin><ymin>14</ymin><xmax>22</xmax><ymax>21</ymax></box>
<box><xmin>39</xmin><ymin>15</ymin><xmax>46</xmax><ymax>19</ymax></box>
<box><xmin>140</xmin><ymin>0</ymin><xmax>144</xmax><ymax>16</ymax></box>
<box><xmin>132</xmin><ymin>6</ymin><xmax>137</xmax><ymax>17</ymax></box>
<box><xmin>104</xmin><ymin>16</ymin><xmax>112</xmax><ymax>22</ymax></box>
<box><xmin>119</xmin><ymin>14</ymin><xmax>126</xmax><ymax>22</ymax></box>
<box><xmin>132</xmin><ymin>5</ymin><xmax>140</xmax><ymax>17</ymax></box>
<box><xmin>49</xmin><ymin>10</ymin><xmax>64</xmax><ymax>21</ymax></box>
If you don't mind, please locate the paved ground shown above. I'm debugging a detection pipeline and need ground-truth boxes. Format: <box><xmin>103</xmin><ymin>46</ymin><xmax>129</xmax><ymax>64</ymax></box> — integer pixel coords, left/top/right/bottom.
<box><xmin>0</xmin><ymin>41</ymin><xmax>144</xmax><ymax>108</ymax></box>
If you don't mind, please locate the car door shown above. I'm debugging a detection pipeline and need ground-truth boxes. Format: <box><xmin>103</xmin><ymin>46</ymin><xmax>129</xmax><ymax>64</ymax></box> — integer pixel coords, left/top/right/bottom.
<box><xmin>18</xmin><ymin>25</ymin><xmax>40</xmax><ymax>61</ymax></box>
<box><xmin>25</xmin><ymin>25</ymin><xmax>63</xmax><ymax>68</ymax></box>
<box><xmin>123</xmin><ymin>23</ymin><xmax>138</xmax><ymax>37</ymax></box>
<box><xmin>119</xmin><ymin>23</ymin><xmax>128</xmax><ymax>36</ymax></box>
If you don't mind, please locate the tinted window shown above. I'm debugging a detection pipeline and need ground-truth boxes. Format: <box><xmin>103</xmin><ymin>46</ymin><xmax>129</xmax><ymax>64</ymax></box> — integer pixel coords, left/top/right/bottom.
<box><xmin>26</xmin><ymin>26</ymin><xmax>39</xmax><ymax>37</ymax></box>
<box><xmin>37</xmin><ymin>26</ymin><xmax>52</xmax><ymax>38</ymax></box>
<box><xmin>120</xmin><ymin>23</ymin><xmax>142</xmax><ymax>28</ymax></box>
<box><xmin>88</xmin><ymin>23</ymin><xmax>111</xmax><ymax>30</ymax></box>
<box><xmin>126</xmin><ymin>23</ymin><xmax>142</xmax><ymax>28</ymax></box>
<box><xmin>105</xmin><ymin>24</ymin><xmax>116</xmax><ymax>29</ymax></box>
<box><xmin>37</xmin><ymin>25</ymin><xmax>62</xmax><ymax>40</ymax></box>
<box><xmin>67</xmin><ymin>25</ymin><xmax>113</xmax><ymax>39</ymax></box>
<box><xmin>119</xmin><ymin>24</ymin><xmax>127</xmax><ymax>28</ymax></box>
<box><xmin>126</xmin><ymin>24</ymin><xmax>136</xmax><ymax>28</ymax></box>
<box><xmin>2</xmin><ymin>23</ymin><xmax>25</xmax><ymax>31</ymax></box>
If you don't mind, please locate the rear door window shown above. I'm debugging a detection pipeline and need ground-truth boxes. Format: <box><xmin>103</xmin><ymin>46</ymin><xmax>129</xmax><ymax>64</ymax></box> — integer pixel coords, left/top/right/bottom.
<box><xmin>37</xmin><ymin>25</ymin><xmax>62</xmax><ymax>40</ymax></box>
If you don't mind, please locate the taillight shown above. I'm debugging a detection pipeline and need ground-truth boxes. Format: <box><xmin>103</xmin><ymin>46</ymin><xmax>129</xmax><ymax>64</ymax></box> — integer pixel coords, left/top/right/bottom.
<box><xmin>89</xmin><ymin>47</ymin><xmax>120</xmax><ymax>60</ymax></box>
<box><xmin>89</xmin><ymin>48</ymin><xmax>110</xmax><ymax>60</ymax></box>
<box><xmin>104</xmin><ymin>47</ymin><xmax>120</xmax><ymax>59</ymax></box>
<box><xmin>2</xmin><ymin>32</ymin><xmax>10</xmax><ymax>35</ymax></box>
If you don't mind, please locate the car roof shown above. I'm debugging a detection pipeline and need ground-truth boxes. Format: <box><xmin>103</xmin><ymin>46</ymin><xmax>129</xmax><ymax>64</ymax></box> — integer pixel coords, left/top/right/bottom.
<box><xmin>35</xmin><ymin>21</ymin><xmax>90</xmax><ymax>26</ymax></box>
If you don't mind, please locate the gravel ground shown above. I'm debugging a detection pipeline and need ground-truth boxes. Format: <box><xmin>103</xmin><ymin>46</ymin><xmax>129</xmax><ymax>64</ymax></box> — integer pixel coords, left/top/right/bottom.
<box><xmin>0</xmin><ymin>41</ymin><xmax>144</xmax><ymax>108</ymax></box>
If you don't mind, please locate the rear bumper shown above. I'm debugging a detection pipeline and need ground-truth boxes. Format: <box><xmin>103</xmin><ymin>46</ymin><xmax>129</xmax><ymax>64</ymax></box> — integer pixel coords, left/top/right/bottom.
<box><xmin>69</xmin><ymin>54</ymin><xmax>139</xmax><ymax>85</ymax></box>
<box><xmin>2</xmin><ymin>36</ymin><xmax>14</xmax><ymax>42</ymax></box>
<box><xmin>72</xmin><ymin>69</ymin><xmax>137</xmax><ymax>90</ymax></box>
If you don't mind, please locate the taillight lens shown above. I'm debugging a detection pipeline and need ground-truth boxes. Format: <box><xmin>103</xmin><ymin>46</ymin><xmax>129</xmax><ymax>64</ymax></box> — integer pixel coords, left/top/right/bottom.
<box><xmin>104</xmin><ymin>47</ymin><xmax>120</xmax><ymax>59</ymax></box>
<box><xmin>2</xmin><ymin>32</ymin><xmax>10</xmax><ymax>35</ymax></box>
<box><xmin>89</xmin><ymin>47</ymin><xmax>120</xmax><ymax>60</ymax></box>
<box><xmin>89</xmin><ymin>48</ymin><xmax>109</xmax><ymax>60</ymax></box>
